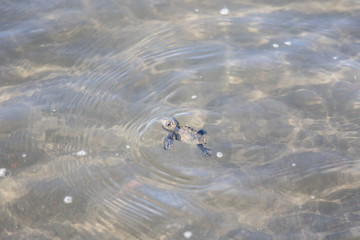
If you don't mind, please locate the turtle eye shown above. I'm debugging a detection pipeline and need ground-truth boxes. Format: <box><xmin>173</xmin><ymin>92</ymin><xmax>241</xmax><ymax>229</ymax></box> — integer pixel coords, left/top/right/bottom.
<box><xmin>166</xmin><ymin>123</ymin><xmax>171</xmax><ymax>127</ymax></box>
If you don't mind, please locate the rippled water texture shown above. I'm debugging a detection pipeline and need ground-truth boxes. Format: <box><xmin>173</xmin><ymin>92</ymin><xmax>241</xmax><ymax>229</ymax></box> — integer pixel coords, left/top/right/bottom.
<box><xmin>1</xmin><ymin>0</ymin><xmax>360</xmax><ymax>239</ymax></box>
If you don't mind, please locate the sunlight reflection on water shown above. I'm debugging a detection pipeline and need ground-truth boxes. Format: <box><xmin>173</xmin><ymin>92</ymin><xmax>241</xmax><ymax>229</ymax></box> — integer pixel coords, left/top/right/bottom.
<box><xmin>0</xmin><ymin>0</ymin><xmax>360</xmax><ymax>239</ymax></box>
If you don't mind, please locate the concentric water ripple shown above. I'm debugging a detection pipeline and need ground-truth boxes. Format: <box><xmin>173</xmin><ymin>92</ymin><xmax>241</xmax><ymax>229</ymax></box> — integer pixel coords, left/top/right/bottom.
<box><xmin>1</xmin><ymin>1</ymin><xmax>360</xmax><ymax>239</ymax></box>
<box><xmin>48</xmin><ymin>21</ymin><xmax>233</xmax><ymax>190</ymax></box>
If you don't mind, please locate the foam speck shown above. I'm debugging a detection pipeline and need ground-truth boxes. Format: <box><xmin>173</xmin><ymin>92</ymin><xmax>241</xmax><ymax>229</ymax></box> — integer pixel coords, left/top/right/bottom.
<box><xmin>219</xmin><ymin>7</ymin><xmax>229</xmax><ymax>16</ymax></box>
<box><xmin>64</xmin><ymin>196</ymin><xmax>73</xmax><ymax>204</ymax></box>
<box><xmin>184</xmin><ymin>231</ymin><xmax>192</xmax><ymax>238</ymax></box>
<box><xmin>0</xmin><ymin>168</ymin><xmax>7</xmax><ymax>177</ymax></box>
<box><xmin>76</xmin><ymin>150</ymin><xmax>87</xmax><ymax>156</ymax></box>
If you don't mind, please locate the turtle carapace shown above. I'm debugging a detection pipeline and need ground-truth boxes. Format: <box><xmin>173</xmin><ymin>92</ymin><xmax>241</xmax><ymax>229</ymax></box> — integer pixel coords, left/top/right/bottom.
<box><xmin>160</xmin><ymin>117</ymin><xmax>212</xmax><ymax>156</ymax></box>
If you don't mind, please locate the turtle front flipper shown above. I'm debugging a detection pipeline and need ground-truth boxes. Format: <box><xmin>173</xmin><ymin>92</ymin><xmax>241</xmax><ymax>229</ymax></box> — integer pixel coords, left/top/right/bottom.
<box><xmin>164</xmin><ymin>133</ymin><xmax>175</xmax><ymax>150</ymax></box>
<box><xmin>197</xmin><ymin>129</ymin><xmax>207</xmax><ymax>135</ymax></box>
<box><xmin>197</xmin><ymin>144</ymin><xmax>212</xmax><ymax>156</ymax></box>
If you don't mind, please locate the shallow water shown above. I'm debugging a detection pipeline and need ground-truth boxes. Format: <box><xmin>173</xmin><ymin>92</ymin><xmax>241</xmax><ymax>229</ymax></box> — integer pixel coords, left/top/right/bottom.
<box><xmin>1</xmin><ymin>0</ymin><xmax>360</xmax><ymax>239</ymax></box>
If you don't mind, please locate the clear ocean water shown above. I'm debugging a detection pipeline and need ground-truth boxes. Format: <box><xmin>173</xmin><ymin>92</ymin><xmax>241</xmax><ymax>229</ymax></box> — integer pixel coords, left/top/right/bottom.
<box><xmin>0</xmin><ymin>0</ymin><xmax>360</xmax><ymax>239</ymax></box>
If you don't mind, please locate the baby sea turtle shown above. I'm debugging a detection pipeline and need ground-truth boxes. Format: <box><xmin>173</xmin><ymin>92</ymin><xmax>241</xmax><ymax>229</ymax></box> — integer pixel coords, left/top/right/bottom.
<box><xmin>160</xmin><ymin>117</ymin><xmax>212</xmax><ymax>156</ymax></box>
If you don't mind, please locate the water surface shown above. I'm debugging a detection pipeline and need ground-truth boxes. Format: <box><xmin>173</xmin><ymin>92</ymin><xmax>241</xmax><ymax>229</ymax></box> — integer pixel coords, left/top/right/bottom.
<box><xmin>1</xmin><ymin>0</ymin><xmax>360</xmax><ymax>239</ymax></box>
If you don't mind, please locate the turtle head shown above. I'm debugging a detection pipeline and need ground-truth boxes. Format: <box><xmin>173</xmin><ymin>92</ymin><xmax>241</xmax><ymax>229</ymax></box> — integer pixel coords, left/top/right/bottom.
<box><xmin>160</xmin><ymin>117</ymin><xmax>179</xmax><ymax>132</ymax></box>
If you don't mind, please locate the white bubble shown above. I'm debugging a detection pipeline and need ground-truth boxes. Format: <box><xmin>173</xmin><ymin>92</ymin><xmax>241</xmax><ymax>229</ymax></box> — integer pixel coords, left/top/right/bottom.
<box><xmin>126</xmin><ymin>145</ymin><xmax>130</xmax><ymax>149</ymax></box>
<box><xmin>21</xmin><ymin>153</ymin><xmax>26</xmax><ymax>158</ymax></box>
<box><xmin>0</xmin><ymin>168</ymin><xmax>7</xmax><ymax>177</ymax></box>
<box><xmin>76</xmin><ymin>150</ymin><xmax>87</xmax><ymax>156</ymax></box>
<box><xmin>63</xmin><ymin>196</ymin><xmax>73</xmax><ymax>204</ymax></box>
<box><xmin>332</xmin><ymin>56</ymin><xmax>338</xmax><ymax>60</ymax></box>
<box><xmin>191</xmin><ymin>95</ymin><xmax>197</xmax><ymax>99</ymax></box>
<box><xmin>354</xmin><ymin>75</ymin><xmax>358</xmax><ymax>79</ymax></box>
<box><xmin>115</xmin><ymin>153</ymin><xmax>119</xmax><ymax>157</ymax></box>
<box><xmin>183</xmin><ymin>231</ymin><xmax>192</xmax><ymax>239</ymax></box>
<box><xmin>284</xmin><ymin>41</ymin><xmax>292</xmax><ymax>46</ymax></box>
<box><xmin>219</xmin><ymin>7</ymin><xmax>229</xmax><ymax>15</ymax></box>
<box><xmin>216</xmin><ymin>152</ymin><xmax>223</xmax><ymax>158</ymax></box>
<box><xmin>311</xmin><ymin>195</ymin><xmax>315</xmax><ymax>199</ymax></box>
<box><xmin>292</xmin><ymin>163</ymin><xmax>296</xmax><ymax>167</ymax></box>
<box><xmin>272</xmin><ymin>43</ymin><xmax>279</xmax><ymax>48</ymax></box>
<box><xmin>194</xmin><ymin>8</ymin><xmax>199</xmax><ymax>13</ymax></box>
<box><xmin>52</xmin><ymin>108</ymin><xmax>57</xmax><ymax>112</ymax></box>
